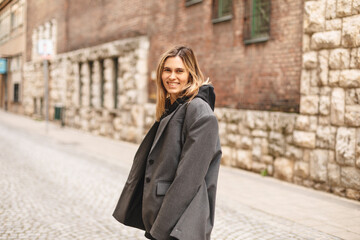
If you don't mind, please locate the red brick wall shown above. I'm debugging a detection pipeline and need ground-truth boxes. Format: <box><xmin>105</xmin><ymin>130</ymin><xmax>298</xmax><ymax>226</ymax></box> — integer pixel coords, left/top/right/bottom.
<box><xmin>65</xmin><ymin>0</ymin><xmax>147</xmax><ymax>51</ymax></box>
<box><xmin>26</xmin><ymin>0</ymin><xmax>67</xmax><ymax>61</ymax></box>
<box><xmin>26</xmin><ymin>0</ymin><xmax>303</xmax><ymax>112</ymax></box>
<box><xmin>147</xmin><ymin>0</ymin><xmax>303</xmax><ymax>112</ymax></box>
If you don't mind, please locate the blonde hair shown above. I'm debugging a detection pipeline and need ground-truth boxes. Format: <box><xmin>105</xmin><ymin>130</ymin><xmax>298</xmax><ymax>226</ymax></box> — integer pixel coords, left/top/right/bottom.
<box><xmin>155</xmin><ymin>46</ymin><xmax>209</xmax><ymax>121</ymax></box>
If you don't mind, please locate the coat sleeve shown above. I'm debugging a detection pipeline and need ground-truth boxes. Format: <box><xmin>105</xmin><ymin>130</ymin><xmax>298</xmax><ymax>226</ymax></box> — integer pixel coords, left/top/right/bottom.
<box><xmin>149</xmin><ymin>112</ymin><xmax>219</xmax><ymax>240</ymax></box>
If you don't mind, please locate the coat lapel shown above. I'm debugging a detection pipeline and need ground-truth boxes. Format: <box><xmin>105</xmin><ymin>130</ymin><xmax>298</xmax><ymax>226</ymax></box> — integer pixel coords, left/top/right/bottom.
<box><xmin>149</xmin><ymin>104</ymin><xmax>182</xmax><ymax>155</ymax></box>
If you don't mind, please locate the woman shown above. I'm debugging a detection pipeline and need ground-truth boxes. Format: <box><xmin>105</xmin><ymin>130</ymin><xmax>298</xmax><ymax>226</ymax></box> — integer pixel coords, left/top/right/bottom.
<box><xmin>113</xmin><ymin>46</ymin><xmax>222</xmax><ymax>240</ymax></box>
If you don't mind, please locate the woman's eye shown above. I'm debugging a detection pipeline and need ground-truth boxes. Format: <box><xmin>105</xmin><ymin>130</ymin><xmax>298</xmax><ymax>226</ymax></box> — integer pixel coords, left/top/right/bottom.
<box><xmin>176</xmin><ymin>70</ymin><xmax>183</xmax><ymax>73</ymax></box>
<box><xmin>164</xmin><ymin>69</ymin><xmax>170</xmax><ymax>72</ymax></box>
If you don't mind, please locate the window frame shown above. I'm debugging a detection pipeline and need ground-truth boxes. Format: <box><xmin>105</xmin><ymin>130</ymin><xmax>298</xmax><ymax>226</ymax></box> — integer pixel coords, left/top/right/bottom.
<box><xmin>112</xmin><ymin>57</ymin><xmax>118</xmax><ymax>109</ymax></box>
<box><xmin>212</xmin><ymin>0</ymin><xmax>233</xmax><ymax>24</ymax></box>
<box><xmin>88</xmin><ymin>61</ymin><xmax>94</xmax><ymax>107</ymax></box>
<box><xmin>185</xmin><ymin>0</ymin><xmax>202</xmax><ymax>7</ymax></box>
<box><xmin>100</xmin><ymin>59</ymin><xmax>105</xmax><ymax>108</ymax></box>
<box><xmin>243</xmin><ymin>0</ymin><xmax>271</xmax><ymax>45</ymax></box>
<box><xmin>10</xmin><ymin>10</ymin><xmax>15</xmax><ymax>29</ymax></box>
<box><xmin>78</xmin><ymin>62</ymin><xmax>82</xmax><ymax>106</ymax></box>
<box><xmin>13</xmin><ymin>83</ymin><xmax>19</xmax><ymax>103</ymax></box>
<box><xmin>0</xmin><ymin>9</ymin><xmax>10</xmax><ymax>41</ymax></box>
<box><xmin>10</xmin><ymin>0</ymin><xmax>24</xmax><ymax>31</ymax></box>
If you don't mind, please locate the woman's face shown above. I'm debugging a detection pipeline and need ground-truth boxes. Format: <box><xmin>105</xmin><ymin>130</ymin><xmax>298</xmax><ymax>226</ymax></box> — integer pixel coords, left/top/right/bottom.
<box><xmin>162</xmin><ymin>56</ymin><xmax>190</xmax><ymax>103</ymax></box>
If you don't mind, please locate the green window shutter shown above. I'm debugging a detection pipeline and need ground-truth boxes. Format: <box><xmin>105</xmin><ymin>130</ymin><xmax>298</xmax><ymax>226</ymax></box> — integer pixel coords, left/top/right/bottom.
<box><xmin>253</xmin><ymin>0</ymin><xmax>270</xmax><ymax>39</ymax></box>
<box><xmin>54</xmin><ymin>106</ymin><xmax>62</xmax><ymax>120</ymax></box>
<box><xmin>212</xmin><ymin>0</ymin><xmax>232</xmax><ymax>23</ymax></box>
<box><xmin>244</xmin><ymin>0</ymin><xmax>271</xmax><ymax>44</ymax></box>
<box><xmin>219</xmin><ymin>0</ymin><xmax>232</xmax><ymax>17</ymax></box>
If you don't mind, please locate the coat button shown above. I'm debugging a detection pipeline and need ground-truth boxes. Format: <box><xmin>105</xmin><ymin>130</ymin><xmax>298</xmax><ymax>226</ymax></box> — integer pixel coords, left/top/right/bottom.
<box><xmin>145</xmin><ymin>177</ymin><xmax>151</xmax><ymax>183</ymax></box>
<box><xmin>149</xmin><ymin>159</ymin><xmax>154</xmax><ymax>165</ymax></box>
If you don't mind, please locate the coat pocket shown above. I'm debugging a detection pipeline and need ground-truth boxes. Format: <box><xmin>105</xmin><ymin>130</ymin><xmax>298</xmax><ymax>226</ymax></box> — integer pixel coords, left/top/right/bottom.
<box><xmin>156</xmin><ymin>181</ymin><xmax>172</xmax><ymax>196</ymax></box>
<box><xmin>170</xmin><ymin>181</ymin><xmax>211</xmax><ymax>240</ymax></box>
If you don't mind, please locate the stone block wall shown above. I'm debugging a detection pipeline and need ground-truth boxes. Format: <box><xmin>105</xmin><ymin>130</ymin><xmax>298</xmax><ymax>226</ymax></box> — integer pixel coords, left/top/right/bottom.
<box><xmin>23</xmin><ymin>36</ymin><xmax>150</xmax><ymax>143</ymax></box>
<box><xmin>23</xmin><ymin>61</ymin><xmax>46</xmax><ymax>117</ymax></box>
<box><xmin>215</xmin><ymin>0</ymin><xmax>360</xmax><ymax>201</ymax></box>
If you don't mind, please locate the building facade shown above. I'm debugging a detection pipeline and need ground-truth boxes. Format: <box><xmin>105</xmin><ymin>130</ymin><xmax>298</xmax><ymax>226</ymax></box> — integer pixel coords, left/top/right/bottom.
<box><xmin>0</xmin><ymin>0</ymin><xmax>26</xmax><ymax>113</ymax></box>
<box><xmin>10</xmin><ymin>0</ymin><xmax>360</xmax><ymax>200</ymax></box>
<box><xmin>24</xmin><ymin>0</ymin><xmax>303</xmax><ymax>111</ymax></box>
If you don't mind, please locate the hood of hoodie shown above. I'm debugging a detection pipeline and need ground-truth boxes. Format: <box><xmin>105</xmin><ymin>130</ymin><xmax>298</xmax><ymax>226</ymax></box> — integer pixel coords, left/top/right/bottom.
<box><xmin>195</xmin><ymin>84</ymin><xmax>216</xmax><ymax>111</ymax></box>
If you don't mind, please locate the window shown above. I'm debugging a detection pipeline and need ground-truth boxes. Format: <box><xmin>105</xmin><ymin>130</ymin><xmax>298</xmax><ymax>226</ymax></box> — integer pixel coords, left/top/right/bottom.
<box><xmin>40</xmin><ymin>97</ymin><xmax>43</xmax><ymax>115</ymax></box>
<box><xmin>113</xmin><ymin>57</ymin><xmax>118</xmax><ymax>109</ymax></box>
<box><xmin>100</xmin><ymin>59</ymin><xmax>104</xmax><ymax>107</ymax></box>
<box><xmin>243</xmin><ymin>0</ymin><xmax>271</xmax><ymax>44</ymax></box>
<box><xmin>10</xmin><ymin>1</ymin><xmax>24</xmax><ymax>30</ymax></box>
<box><xmin>78</xmin><ymin>62</ymin><xmax>82</xmax><ymax>106</ymax></box>
<box><xmin>54</xmin><ymin>106</ymin><xmax>62</xmax><ymax>120</ymax></box>
<box><xmin>0</xmin><ymin>0</ymin><xmax>24</xmax><ymax>44</ymax></box>
<box><xmin>13</xmin><ymin>83</ymin><xmax>19</xmax><ymax>103</ymax></box>
<box><xmin>212</xmin><ymin>0</ymin><xmax>232</xmax><ymax>23</ymax></box>
<box><xmin>33</xmin><ymin>98</ymin><xmax>37</xmax><ymax>114</ymax></box>
<box><xmin>9</xmin><ymin>56</ymin><xmax>21</xmax><ymax>72</ymax></box>
<box><xmin>10</xmin><ymin>11</ymin><xmax>15</xmax><ymax>29</ymax></box>
<box><xmin>0</xmin><ymin>10</ymin><xmax>10</xmax><ymax>41</ymax></box>
<box><xmin>185</xmin><ymin>0</ymin><xmax>202</xmax><ymax>7</ymax></box>
<box><xmin>88</xmin><ymin>61</ymin><xmax>93</xmax><ymax>107</ymax></box>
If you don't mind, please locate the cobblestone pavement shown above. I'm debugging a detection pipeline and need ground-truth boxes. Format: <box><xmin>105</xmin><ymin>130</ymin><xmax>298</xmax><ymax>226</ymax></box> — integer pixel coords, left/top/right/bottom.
<box><xmin>0</xmin><ymin>121</ymin><xmax>342</xmax><ymax>240</ymax></box>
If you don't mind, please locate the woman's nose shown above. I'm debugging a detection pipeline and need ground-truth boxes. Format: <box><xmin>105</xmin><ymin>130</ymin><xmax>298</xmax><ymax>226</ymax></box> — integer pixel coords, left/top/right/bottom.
<box><xmin>169</xmin><ymin>72</ymin><xmax>176</xmax><ymax>79</ymax></box>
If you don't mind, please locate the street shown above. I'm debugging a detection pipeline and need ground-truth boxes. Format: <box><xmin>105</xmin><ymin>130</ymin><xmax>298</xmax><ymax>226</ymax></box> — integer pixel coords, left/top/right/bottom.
<box><xmin>0</xmin><ymin>111</ymin><xmax>358</xmax><ymax>239</ymax></box>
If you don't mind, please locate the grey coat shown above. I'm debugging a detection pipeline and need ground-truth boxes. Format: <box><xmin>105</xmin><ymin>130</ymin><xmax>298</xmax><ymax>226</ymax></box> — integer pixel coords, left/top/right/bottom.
<box><xmin>113</xmin><ymin>85</ymin><xmax>222</xmax><ymax>240</ymax></box>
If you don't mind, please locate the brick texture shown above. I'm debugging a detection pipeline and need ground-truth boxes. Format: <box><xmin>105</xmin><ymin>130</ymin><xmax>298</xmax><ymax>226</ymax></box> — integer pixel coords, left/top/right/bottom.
<box><xmin>26</xmin><ymin>0</ymin><xmax>303</xmax><ymax>112</ymax></box>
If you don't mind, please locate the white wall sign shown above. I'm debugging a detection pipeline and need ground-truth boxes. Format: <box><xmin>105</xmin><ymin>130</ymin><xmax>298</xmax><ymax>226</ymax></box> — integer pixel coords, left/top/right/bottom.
<box><xmin>38</xmin><ymin>39</ymin><xmax>53</xmax><ymax>58</ymax></box>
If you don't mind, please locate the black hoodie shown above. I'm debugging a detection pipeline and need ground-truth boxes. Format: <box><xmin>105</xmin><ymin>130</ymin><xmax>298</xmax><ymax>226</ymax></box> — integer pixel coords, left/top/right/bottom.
<box><xmin>162</xmin><ymin>84</ymin><xmax>216</xmax><ymax>120</ymax></box>
<box><xmin>194</xmin><ymin>84</ymin><xmax>216</xmax><ymax>111</ymax></box>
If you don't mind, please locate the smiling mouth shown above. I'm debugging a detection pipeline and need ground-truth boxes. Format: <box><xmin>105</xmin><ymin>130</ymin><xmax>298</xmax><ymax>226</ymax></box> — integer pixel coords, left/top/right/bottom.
<box><xmin>167</xmin><ymin>82</ymin><xmax>180</xmax><ymax>87</ymax></box>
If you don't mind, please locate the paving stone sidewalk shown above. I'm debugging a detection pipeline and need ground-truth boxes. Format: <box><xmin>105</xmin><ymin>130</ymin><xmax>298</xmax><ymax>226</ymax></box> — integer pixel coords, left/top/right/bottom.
<box><xmin>0</xmin><ymin>110</ymin><xmax>359</xmax><ymax>240</ymax></box>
